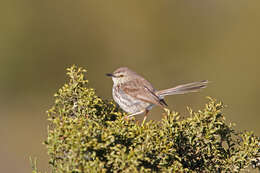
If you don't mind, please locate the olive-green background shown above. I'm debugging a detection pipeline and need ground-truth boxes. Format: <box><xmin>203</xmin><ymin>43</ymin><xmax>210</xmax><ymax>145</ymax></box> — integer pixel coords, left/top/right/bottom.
<box><xmin>1</xmin><ymin>1</ymin><xmax>259</xmax><ymax>172</ymax></box>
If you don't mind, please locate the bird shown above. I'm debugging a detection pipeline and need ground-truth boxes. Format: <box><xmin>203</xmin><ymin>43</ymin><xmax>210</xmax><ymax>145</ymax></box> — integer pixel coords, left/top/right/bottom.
<box><xmin>106</xmin><ymin>67</ymin><xmax>208</xmax><ymax>124</ymax></box>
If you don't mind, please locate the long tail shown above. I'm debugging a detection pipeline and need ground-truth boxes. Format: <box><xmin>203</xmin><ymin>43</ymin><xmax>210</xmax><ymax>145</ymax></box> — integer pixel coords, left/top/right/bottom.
<box><xmin>156</xmin><ymin>80</ymin><xmax>208</xmax><ymax>97</ymax></box>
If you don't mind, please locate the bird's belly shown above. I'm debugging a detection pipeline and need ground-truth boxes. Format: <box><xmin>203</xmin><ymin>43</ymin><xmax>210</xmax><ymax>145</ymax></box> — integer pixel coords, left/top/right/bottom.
<box><xmin>112</xmin><ymin>88</ymin><xmax>152</xmax><ymax>114</ymax></box>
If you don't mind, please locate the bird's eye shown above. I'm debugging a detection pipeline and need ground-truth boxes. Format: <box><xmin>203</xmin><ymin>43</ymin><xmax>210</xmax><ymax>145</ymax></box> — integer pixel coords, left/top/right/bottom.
<box><xmin>120</xmin><ymin>74</ymin><xmax>124</xmax><ymax>77</ymax></box>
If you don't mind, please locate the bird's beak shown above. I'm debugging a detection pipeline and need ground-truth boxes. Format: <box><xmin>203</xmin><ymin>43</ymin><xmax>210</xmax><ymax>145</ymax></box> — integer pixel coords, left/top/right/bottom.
<box><xmin>106</xmin><ymin>73</ymin><xmax>115</xmax><ymax>77</ymax></box>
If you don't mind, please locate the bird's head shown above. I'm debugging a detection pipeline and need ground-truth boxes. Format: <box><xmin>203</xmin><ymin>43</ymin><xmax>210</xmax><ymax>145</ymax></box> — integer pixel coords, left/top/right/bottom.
<box><xmin>106</xmin><ymin>67</ymin><xmax>135</xmax><ymax>85</ymax></box>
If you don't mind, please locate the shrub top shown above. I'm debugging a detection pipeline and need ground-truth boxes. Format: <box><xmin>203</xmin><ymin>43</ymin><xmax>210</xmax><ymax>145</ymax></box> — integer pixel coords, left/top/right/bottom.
<box><xmin>32</xmin><ymin>65</ymin><xmax>259</xmax><ymax>173</ymax></box>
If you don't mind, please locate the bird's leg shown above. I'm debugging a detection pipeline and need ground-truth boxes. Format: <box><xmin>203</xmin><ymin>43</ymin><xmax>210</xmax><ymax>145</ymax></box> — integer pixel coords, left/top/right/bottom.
<box><xmin>125</xmin><ymin>110</ymin><xmax>146</xmax><ymax>121</ymax></box>
<box><xmin>142</xmin><ymin>109</ymin><xmax>149</xmax><ymax>126</ymax></box>
<box><xmin>127</xmin><ymin>110</ymin><xmax>146</xmax><ymax>118</ymax></box>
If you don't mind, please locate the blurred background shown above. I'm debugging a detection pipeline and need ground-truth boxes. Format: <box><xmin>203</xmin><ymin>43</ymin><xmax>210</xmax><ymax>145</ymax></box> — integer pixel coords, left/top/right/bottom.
<box><xmin>1</xmin><ymin>0</ymin><xmax>259</xmax><ymax>172</ymax></box>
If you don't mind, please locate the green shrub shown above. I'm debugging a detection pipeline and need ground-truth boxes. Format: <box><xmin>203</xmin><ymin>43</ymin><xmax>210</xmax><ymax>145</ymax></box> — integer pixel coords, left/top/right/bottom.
<box><xmin>33</xmin><ymin>65</ymin><xmax>259</xmax><ymax>172</ymax></box>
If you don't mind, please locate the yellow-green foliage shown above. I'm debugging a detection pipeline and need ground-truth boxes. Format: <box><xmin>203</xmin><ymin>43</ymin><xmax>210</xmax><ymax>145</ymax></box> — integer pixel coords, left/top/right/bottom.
<box><xmin>34</xmin><ymin>66</ymin><xmax>259</xmax><ymax>172</ymax></box>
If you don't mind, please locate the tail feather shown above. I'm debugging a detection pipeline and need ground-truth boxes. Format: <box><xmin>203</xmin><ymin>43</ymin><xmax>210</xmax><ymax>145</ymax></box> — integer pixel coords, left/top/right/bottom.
<box><xmin>156</xmin><ymin>80</ymin><xmax>208</xmax><ymax>97</ymax></box>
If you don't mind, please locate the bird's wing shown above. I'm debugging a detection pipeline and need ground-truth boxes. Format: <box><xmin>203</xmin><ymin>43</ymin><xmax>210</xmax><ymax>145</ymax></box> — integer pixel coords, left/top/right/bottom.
<box><xmin>121</xmin><ymin>78</ymin><xmax>167</xmax><ymax>108</ymax></box>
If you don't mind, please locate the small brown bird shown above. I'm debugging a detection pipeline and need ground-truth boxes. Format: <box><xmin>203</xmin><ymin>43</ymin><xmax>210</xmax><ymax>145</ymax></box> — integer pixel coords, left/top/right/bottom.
<box><xmin>107</xmin><ymin>67</ymin><xmax>208</xmax><ymax>123</ymax></box>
